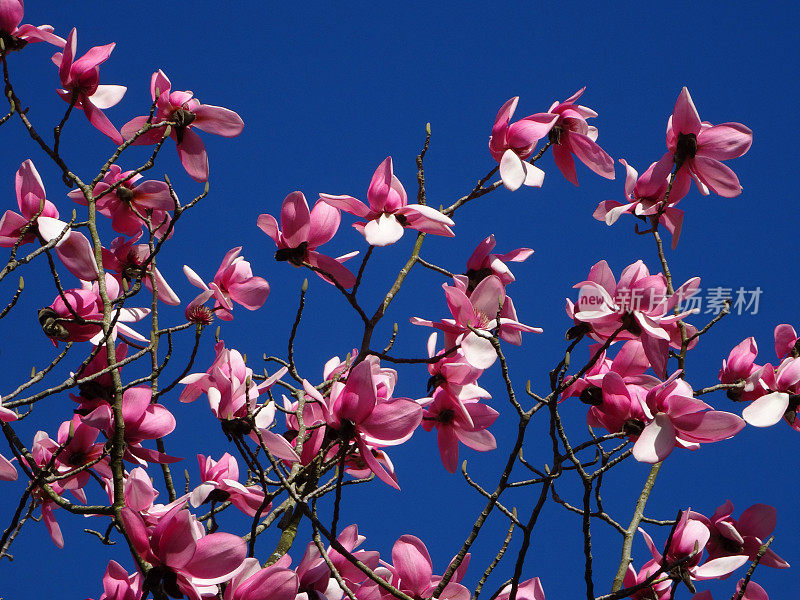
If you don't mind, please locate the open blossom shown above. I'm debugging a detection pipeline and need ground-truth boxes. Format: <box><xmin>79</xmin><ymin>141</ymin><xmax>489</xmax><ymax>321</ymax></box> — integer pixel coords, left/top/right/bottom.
<box><xmin>632</xmin><ymin>371</ymin><xmax>745</xmax><ymax>463</ymax></box>
<box><xmin>640</xmin><ymin>511</ymin><xmax>749</xmax><ymax>587</ymax></box>
<box><xmin>39</xmin><ymin>274</ymin><xmax>149</xmax><ymax>345</ymax></box>
<box><xmin>567</xmin><ymin>259</ymin><xmax>700</xmax><ymax>377</ymax></box>
<box><xmin>294</xmin><ymin>524</ymin><xmax>379</xmax><ymax>599</ymax></box>
<box><xmin>320</xmin><ymin>157</ymin><xmax>454</xmax><ymax>246</ymax></box>
<box><xmin>546</xmin><ymin>87</ymin><xmax>615</xmax><ymax>185</ymax></box>
<box><xmin>53</xmin><ymin>28</ymin><xmax>126</xmax><ymax>143</ymax></box>
<box><xmin>718</xmin><ymin>337</ymin><xmax>766</xmax><ymax>402</ymax></box>
<box><xmin>67</xmin><ymin>164</ymin><xmax>174</xmax><ymax>238</ymax></box>
<box><xmin>425</xmin><ymin>332</ymin><xmax>490</xmax><ymax>404</ymax></box>
<box><xmin>179</xmin><ymin>341</ymin><xmax>297</xmax><ymax>461</ymax></box>
<box><xmin>561</xmin><ymin>339</ymin><xmax>659</xmax><ymax>404</ymax></box>
<box><xmin>189</xmin><ymin>453</ymin><xmax>267</xmax><ymax>517</ymax></box>
<box><xmin>741</xmin><ymin>355</ymin><xmax>800</xmax><ymax>430</ymax></box>
<box><xmin>121</xmin><ymin>504</ymin><xmax>247</xmax><ymax>599</ymax></box>
<box><xmin>121</xmin><ymin>69</ymin><xmax>244</xmax><ymax>182</ymax></box>
<box><xmin>184</xmin><ymin>247</ymin><xmax>270</xmax><ymax>321</ymax></box>
<box><xmin>420</xmin><ymin>388</ymin><xmax>498</xmax><ymax>473</ymax></box>
<box><xmin>102</xmin><ymin>233</ymin><xmax>181</xmax><ymax>306</ymax></box>
<box><xmin>302</xmin><ymin>357</ymin><xmax>422</xmax><ymax>489</ymax></box>
<box><xmin>0</xmin><ymin>0</ymin><xmax>65</xmax><ymax>49</ymax></box>
<box><xmin>411</xmin><ymin>275</ymin><xmax>542</xmax><ymax>370</ymax></box>
<box><xmin>81</xmin><ymin>386</ymin><xmax>179</xmax><ymax>465</ymax></box>
<box><xmin>594</xmin><ymin>159</ymin><xmax>689</xmax><ymax>249</ymax></box>
<box><xmin>488</xmin><ymin>97</ymin><xmax>555</xmax><ymax>191</ymax></box>
<box><xmin>652</xmin><ymin>87</ymin><xmax>752</xmax><ymax>198</ymax></box>
<box><xmin>0</xmin><ymin>159</ymin><xmax>97</xmax><ymax>280</ymax></box>
<box><xmin>690</xmin><ymin>501</ymin><xmax>788</xmax><ymax>571</ymax></box>
<box><xmin>462</xmin><ymin>234</ymin><xmax>533</xmax><ymax>291</ymax></box>
<box><xmin>258</xmin><ymin>191</ymin><xmax>358</xmax><ymax>288</ymax></box>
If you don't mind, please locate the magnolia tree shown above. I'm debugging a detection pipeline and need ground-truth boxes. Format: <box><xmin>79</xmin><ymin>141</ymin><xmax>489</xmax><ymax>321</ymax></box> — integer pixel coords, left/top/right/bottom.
<box><xmin>0</xmin><ymin>4</ymin><xmax>794</xmax><ymax>600</ymax></box>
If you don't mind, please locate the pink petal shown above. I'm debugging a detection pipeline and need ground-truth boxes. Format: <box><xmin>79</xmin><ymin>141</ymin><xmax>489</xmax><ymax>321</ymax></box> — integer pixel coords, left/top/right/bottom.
<box><xmin>280</xmin><ymin>191</ymin><xmax>311</xmax><ymax>247</ymax></box>
<box><xmin>553</xmin><ymin>142</ymin><xmax>578</xmax><ymax>186</ymax></box>
<box><xmin>742</xmin><ymin>392</ymin><xmax>790</xmax><ymax>427</ymax></box>
<box><xmin>392</xmin><ymin>535</ymin><xmax>433</xmax><ymax>596</ymax></box>
<box><xmin>672</xmin><ymin>87</ymin><xmax>702</xmax><ymax>135</ymax></box>
<box><xmin>192</xmin><ymin>104</ymin><xmax>244</xmax><ymax>137</ymax></box>
<box><xmin>318</xmin><ymin>194</ymin><xmax>372</xmax><ymax>218</ymax></box>
<box><xmin>568</xmin><ymin>132</ymin><xmax>615</xmax><ymax>179</ymax></box>
<box><xmin>698</xmin><ymin>123</ymin><xmax>752</xmax><ymax>160</ymax></box>
<box><xmin>360</xmin><ymin>400</ymin><xmax>422</xmax><ymax>445</ymax></box>
<box><xmin>691</xmin><ymin>156</ymin><xmax>742</xmax><ymax>197</ymax></box>
<box><xmin>307</xmin><ymin>200</ymin><xmax>341</xmax><ymax>248</ymax></box>
<box><xmin>82</xmin><ymin>99</ymin><xmax>124</xmax><ymax>144</ymax></box>
<box><xmin>176</xmin><ymin>128</ymin><xmax>209</xmax><ymax>182</ymax></box>
<box><xmin>91</xmin><ymin>85</ymin><xmax>127</xmax><ymax>109</ymax></box>
<box><xmin>184</xmin><ymin>532</ymin><xmax>247</xmax><ymax>584</ymax></box>
<box><xmin>737</xmin><ymin>504</ymin><xmax>777</xmax><ymax>540</ymax></box>
<box><xmin>632</xmin><ymin>413</ymin><xmax>676</xmax><ymax>463</ymax></box>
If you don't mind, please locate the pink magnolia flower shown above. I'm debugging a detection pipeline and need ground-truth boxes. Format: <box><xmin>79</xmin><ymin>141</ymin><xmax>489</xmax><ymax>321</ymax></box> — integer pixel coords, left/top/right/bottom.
<box><xmin>258</xmin><ymin>191</ymin><xmax>358</xmax><ymax>288</ymax></box>
<box><xmin>567</xmin><ymin>260</ymin><xmax>700</xmax><ymax>377</ymax></box>
<box><xmin>652</xmin><ymin>87</ymin><xmax>753</xmax><ymax>198</ymax></box>
<box><xmin>102</xmin><ymin>233</ymin><xmax>180</xmax><ymax>305</ymax></box>
<box><xmin>89</xmin><ymin>560</ymin><xmax>143</xmax><ymax>600</ymax></box>
<box><xmin>495</xmin><ymin>578</ymin><xmax>546</xmax><ymax>600</ymax></box>
<box><xmin>184</xmin><ymin>247</ymin><xmax>270</xmax><ymax>321</ymax></box>
<box><xmin>295</xmin><ymin>524</ymin><xmax>379</xmax><ymax>598</ymax></box>
<box><xmin>223</xmin><ymin>556</ymin><xmax>298</xmax><ymax>600</ymax></box>
<box><xmin>50</xmin><ymin>415</ymin><xmax>110</xmax><ymax>489</ymax></box>
<box><xmin>121</xmin><ymin>69</ymin><xmax>244</xmax><ymax>182</ymax></box>
<box><xmin>690</xmin><ymin>501</ymin><xmax>788</xmax><ymax>571</ymax></box>
<box><xmin>420</xmin><ymin>388</ymin><xmax>498</xmax><ymax>473</ymax></box>
<box><xmin>320</xmin><ymin>157</ymin><xmax>455</xmax><ymax>246</ymax></box>
<box><xmin>40</xmin><ymin>275</ymin><xmax>150</xmax><ymax>345</ymax></box>
<box><xmin>121</xmin><ymin>503</ymin><xmax>247</xmax><ymax>598</ymax></box>
<box><xmin>424</xmin><ymin>332</ymin><xmax>490</xmax><ymax>405</ymax></box>
<box><xmin>594</xmin><ymin>159</ymin><xmax>689</xmax><ymax>249</ymax></box>
<box><xmin>68</xmin><ymin>164</ymin><xmax>174</xmax><ymax>238</ymax></box>
<box><xmin>718</xmin><ymin>337</ymin><xmax>766</xmax><ymax>402</ymax></box>
<box><xmin>640</xmin><ymin>511</ymin><xmax>749</xmax><ymax>585</ymax></box>
<box><xmin>561</xmin><ymin>339</ymin><xmax>658</xmax><ymax>403</ymax></box>
<box><xmin>588</xmin><ymin>370</ymin><xmax>651</xmax><ymax>440</ymax></box>
<box><xmin>179</xmin><ymin>341</ymin><xmax>297</xmax><ymax>461</ymax></box>
<box><xmin>0</xmin><ymin>0</ymin><xmax>65</xmax><ymax>49</ymax></box>
<box><xmin>0</xmin><ymin>159</ymin><xmax>97</xmax><ymax>280</ymax></box>
<box><xmin>52</xmin><ymin>28</ymin><xmax>126</xmax><ymax>143</ymax></box>
<box><xmin>302</xmin><ymin>357</ymin><xmax>422</xmax><ymax>489</ymax></box>
<box><xmin>741</xmin><ymin>355</ymin><xmax>800</xmax><ymax>430</ymax></box>
<box><xmin>189</xmin><ymin>453</ymin><xmax>267</xmax><ymax>517</ymax></box>
<box><xmin>488</xmin><ymin>97</ymin><xmax>555</xmax><ymax>191</ymax></box>
<box><xmin>81</xmin><ymin>386</ymin><xmax>179</xmax><ymax>465</ymax></box>
<box><xmin>383</xmin><ymin>535</ymin><xmax>470</xmax><ymax>600</ymax></box>
<box><xmin>546</xmin><ymin>87</ymin><xmax>615</xmax><ymax>185</ymax></box>
<box><xmin>411</xmin><ymin>275</ymin><xmax>542</xmax><ymax>370</ymax></box>
<box><xmin>632</xmin><ymin>371</ymin><xmax>745</xmax><ymax>463</ymax></box>
<box><xmin>462</xmin><ymin>234</ymin><xmax>534</xmax><ymax>291</ymax></box>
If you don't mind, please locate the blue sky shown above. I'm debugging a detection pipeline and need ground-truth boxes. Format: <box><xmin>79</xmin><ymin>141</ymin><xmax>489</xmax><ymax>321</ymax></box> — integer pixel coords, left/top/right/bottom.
<box><xmin>1</xmin><ymin>1</ymin><xmax>798</xmax><ymax>599</ymax></box>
